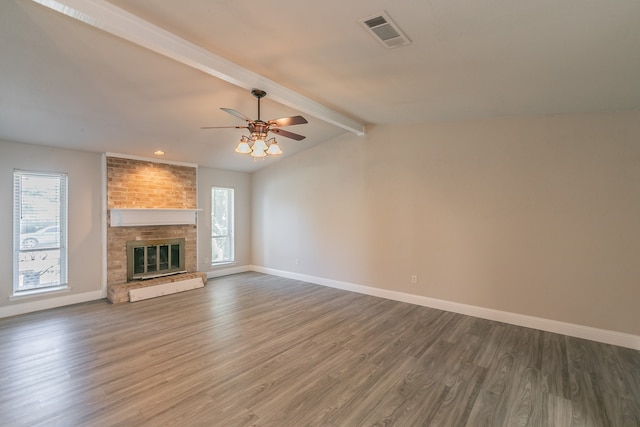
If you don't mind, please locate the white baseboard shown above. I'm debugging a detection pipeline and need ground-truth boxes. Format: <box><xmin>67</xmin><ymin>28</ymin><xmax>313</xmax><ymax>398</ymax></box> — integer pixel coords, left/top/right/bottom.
<box><xmin>0</xmin><ymin>290</ymin><xmax>104</xmax><ymax>319</ymax></box>
<box><xmin>250</xmin><ymin>265</ymin><xmax>640</xmax><ymax>351</ymax></box>
<box><xmin>206</xmin><ymin>264</ymin><xmax>251</xmax><ymax>279</ymax></box>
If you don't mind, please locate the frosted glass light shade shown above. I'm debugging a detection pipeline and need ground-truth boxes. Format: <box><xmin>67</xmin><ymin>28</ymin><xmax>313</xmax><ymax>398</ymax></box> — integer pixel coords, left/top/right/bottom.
<box><xmin>251</xmin><ymin>148</ymin><xmax>266</xmax><ymax>158</ymax></box>
<box><xmin>266</xmin><ymin>141</ymin><xmax>282</xmax><ymax>155</ymax></box>
<box><xmin>252</xmin><ymin>139</ymin><xmax>268</xmax><ymax>152</ymax></box>
<box><xmin>235</xmin><ymin>141</ymin><xmax>252</xmax><ymax>154</ymax></box>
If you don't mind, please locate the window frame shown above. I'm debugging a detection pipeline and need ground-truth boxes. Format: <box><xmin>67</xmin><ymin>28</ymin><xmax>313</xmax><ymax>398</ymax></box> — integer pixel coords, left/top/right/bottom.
<box><xmin>13</xmin><ymin>170</ymin><xmax>69</xmax><ymax>295</ymax></box>
<box><xmin>211</xmin><ymin>186</ymin><xmax>235</xmax><ymax>265</ymax></box>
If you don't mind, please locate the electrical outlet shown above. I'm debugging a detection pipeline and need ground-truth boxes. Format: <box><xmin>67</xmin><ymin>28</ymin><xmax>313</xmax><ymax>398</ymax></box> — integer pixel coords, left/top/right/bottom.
<box><xmin>411</xmin><ymin>275</ymin><xmax>418</xmax><ymax>284</ymax></box>
<box><xmin>296</xmin><ymin>258</ymin><xmax>300</xmax><ymax>265</ymax></box>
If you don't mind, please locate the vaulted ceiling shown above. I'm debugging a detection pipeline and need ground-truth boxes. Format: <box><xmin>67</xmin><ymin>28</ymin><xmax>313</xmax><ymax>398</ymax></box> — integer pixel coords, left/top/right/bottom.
<box><xmin>1</xmin><ymin>0</ymin><xmax>639</xmax><ymax>172</ymax></box>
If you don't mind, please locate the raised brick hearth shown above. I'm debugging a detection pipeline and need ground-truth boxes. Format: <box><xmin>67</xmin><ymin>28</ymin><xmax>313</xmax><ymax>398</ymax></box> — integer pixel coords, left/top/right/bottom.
<box><xmin>107</xmin><ymin>272</ymin><xmax>207</xmax><ymax>303</ymax></box>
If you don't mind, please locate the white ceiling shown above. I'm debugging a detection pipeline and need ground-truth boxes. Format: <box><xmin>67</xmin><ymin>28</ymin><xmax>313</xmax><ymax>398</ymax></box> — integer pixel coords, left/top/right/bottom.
<box><xmin>1</xmin><ymin>0</ymin><xmax>639</xmax><ymax>172</ymax></box>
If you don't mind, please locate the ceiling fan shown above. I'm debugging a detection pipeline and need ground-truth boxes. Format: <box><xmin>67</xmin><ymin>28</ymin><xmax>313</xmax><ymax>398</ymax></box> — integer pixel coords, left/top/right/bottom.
<box><xmin>201</xmin><ymin>89</ymin><xmax>308</xmax><ymax>157</ymax></box>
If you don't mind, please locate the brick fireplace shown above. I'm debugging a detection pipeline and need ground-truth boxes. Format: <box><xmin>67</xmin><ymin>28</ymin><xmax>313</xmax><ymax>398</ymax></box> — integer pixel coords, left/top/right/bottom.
<box><xmin>106</xmin><ymin>156</ymin><xmax>203</xmax><ymax>302</ymax></box>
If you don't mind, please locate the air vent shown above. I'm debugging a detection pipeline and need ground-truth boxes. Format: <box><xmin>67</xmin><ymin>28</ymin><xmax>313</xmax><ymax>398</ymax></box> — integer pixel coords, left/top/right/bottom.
<box><xmin>359</xmin><ymin>11</ymin><xmax>411</xmax><ymax>49</ymax></box>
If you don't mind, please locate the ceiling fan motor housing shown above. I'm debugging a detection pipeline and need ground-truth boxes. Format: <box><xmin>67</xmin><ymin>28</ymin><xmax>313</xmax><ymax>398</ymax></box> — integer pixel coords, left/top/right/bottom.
<box><xmin>250</xmin><ymin>121</ymin><xmax>269</xmax><ymax>139</ymax></box>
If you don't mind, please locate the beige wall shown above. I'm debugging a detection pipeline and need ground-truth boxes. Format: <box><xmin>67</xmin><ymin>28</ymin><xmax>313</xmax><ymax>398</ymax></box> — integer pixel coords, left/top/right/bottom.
<box><xmin>198</xmin><ymin>166</ymin><xmax>251</xmax><ymax>273</ymax></box>
<box><xmin>0</xmin><ymin>140</ymin><xmax>103</xmax><ymax>307</ymax></box>
<box><xmin>251</xmin><ymin>112</ymin><xmax>640</xmax><ymax>336</ymax></box>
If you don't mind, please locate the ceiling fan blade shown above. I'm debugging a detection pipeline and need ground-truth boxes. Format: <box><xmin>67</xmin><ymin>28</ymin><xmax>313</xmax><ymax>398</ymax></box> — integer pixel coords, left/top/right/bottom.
<box><xmin>268</xmin><ymin>115</ymin><xmax>308</xmax><ymax>127</ymax></box>
<box><xmin>221</xmin><ymin>108</ymin><xmax>252</xmax><ymax>123</ymax></box>
<box><xmin>270</xmin><ymin>128</ymin><xmax>306</xmax><ymax>141</ymax></box>
<box><xmin>200</xmin><ymin>125</ymin><xmax>248</xmax><ymax>130</ymax></box>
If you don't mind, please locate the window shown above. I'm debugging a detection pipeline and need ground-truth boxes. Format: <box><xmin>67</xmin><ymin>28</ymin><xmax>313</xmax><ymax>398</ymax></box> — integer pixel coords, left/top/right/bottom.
<box><xmin>13</xmin><ymin>171</ymin><xmax>68</xmax><ymax>294</ymax></box>
<box><xmin>211</xmin><ymin>187</ymin><xmax>234</xmax><ymax>264</ymax></box>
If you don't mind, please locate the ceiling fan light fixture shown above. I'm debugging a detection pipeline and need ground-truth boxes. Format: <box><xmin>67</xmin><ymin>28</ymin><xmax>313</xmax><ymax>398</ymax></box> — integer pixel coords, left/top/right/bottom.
<box><xmin>235</xmin><ymin>139</ymin><xmax>252</xmax><ymax>154</ymax></box>
<box><xmin>205</xmin><ymin>89</ymin><xmax>307</xmax><ymax>159</ymax></box>
<box><xmin>250</xmin><ymin>147</ymin><xmax>267</xmax><ymax>158</ymax></box>
<box><xmin>265</xmin><ymin>139</ymin><xmax>282</xmax><ymax>155</ymax></box>
<box><xmin>252</xmin><ymin>138</ymin><xmax>268</xmax><ymax>152</ymax></box>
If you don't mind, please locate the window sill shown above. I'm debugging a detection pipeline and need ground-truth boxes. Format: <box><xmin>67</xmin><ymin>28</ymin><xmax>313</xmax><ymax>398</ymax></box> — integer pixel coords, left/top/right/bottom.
<box><xmin>211</xmin><ymin>261</ymin><xmax>236</xmax><ymax>268</ymax></box>
<box><xmin>10</xmin><ymin>286</ymin><xmax>70</xmax><ymax>301</ymax></box>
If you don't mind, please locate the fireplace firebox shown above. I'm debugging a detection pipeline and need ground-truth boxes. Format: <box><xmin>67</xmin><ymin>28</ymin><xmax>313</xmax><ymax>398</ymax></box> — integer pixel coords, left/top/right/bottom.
<box><xmin>126</xmin><ymin>238</ymin><xmax>186</xmax><ymax>281</ymax></box>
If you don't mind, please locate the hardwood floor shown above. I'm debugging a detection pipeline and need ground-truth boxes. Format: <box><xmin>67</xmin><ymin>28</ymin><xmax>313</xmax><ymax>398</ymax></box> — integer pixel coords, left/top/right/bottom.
<box><xmin>1</xmin><ymin>272</ymin><xmax>639</xmax><ymax>426</ymax></box>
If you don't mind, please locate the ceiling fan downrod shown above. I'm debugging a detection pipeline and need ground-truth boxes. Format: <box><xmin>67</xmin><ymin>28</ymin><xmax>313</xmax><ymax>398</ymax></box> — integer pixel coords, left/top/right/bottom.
<box><xmin>251</xmin><ymin>89</ymin><xmax>267</xmax><ymax>121</ymax></box>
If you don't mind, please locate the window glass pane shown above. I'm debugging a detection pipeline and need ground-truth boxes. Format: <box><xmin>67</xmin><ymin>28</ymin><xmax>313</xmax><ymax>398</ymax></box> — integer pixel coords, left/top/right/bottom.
<box><xmin>14</xmin><ymin>171</ymin><xmax>67</xmax><ymax>293</ymax></box>
<box><xmin>211</xmin><ymin>187</ymin><xmax>234</xmax><ymax>264</ymax></box>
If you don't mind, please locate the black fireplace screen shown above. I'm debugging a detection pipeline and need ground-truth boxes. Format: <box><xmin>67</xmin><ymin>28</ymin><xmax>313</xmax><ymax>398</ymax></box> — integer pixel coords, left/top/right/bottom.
<box><xmin>126</xmin><ymin>238</ymin><xmax>185</xmax><ymax>280</ymax></box>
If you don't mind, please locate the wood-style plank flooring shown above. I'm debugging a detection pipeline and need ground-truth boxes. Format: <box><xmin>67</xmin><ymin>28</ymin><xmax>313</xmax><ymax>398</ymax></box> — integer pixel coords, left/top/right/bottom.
<box><xmin>1</xmin><ymin>272</ymin><xmax>639</xmax><ymax>426</ymax></box>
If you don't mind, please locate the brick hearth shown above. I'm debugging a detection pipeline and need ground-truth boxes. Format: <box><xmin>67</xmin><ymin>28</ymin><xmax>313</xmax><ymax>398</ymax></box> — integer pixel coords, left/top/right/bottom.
<box><xmin>107</xmin><ymin>272</ymin><xmax>207</xmax><ymax>303</ymax></box>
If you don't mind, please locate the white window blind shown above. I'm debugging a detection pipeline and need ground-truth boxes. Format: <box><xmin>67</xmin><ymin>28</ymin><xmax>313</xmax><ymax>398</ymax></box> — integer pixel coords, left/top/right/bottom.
<box><xmin>13</xmin><ymin>170</ymin><xmax>68</xmax><ymax>293</ymax></box>
<box><xmin>211</xmin><ymin>187</ymin><xmax>234</xmax><ymax>264</ymax></box>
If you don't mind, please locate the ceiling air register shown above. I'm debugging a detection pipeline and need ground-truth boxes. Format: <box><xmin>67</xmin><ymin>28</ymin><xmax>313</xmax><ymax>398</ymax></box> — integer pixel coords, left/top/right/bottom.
<box><xmin>359</xmin><ymin>11</ymin><xmax>411</xmax><ymax>49</ymax></box>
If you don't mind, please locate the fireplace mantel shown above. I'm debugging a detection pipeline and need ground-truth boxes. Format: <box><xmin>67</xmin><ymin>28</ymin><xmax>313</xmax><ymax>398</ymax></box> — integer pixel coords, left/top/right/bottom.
<box><xmin>110</xmin><ymin>208</ymin><xmax>200</xmax><ymax>227</ymax></box>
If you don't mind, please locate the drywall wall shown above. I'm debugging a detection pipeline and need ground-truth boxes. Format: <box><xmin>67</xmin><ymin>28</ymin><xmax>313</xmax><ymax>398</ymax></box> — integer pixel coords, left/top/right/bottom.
<box><xmin>251</xmin><ymin>111</ymin><xmax>640</xmax><ymax>336</ymax></box>
<box><xmin>0</xmin><ymin>140</ymin><xmax>103</xmax><ymax>311</ymax></box>
<box><xmin>198</xmin><ymin>166</ymin><xmax>251</xmax><ymax>273</ymax></box>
